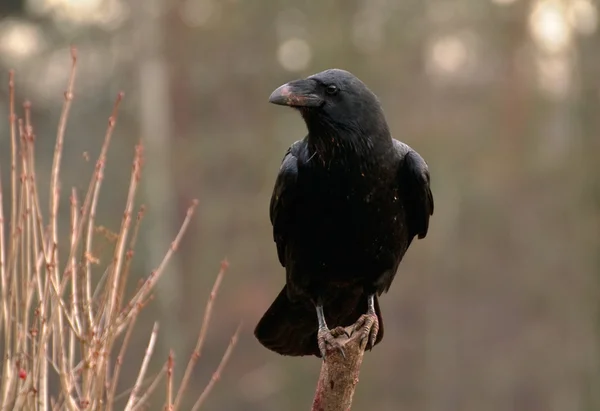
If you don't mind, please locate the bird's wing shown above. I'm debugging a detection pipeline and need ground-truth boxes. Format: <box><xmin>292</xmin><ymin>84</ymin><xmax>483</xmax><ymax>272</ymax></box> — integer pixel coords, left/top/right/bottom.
<box><xmin>269</xmin><ymin>141</ymin><xmax>302</xmax><ymax>267</ymax></box>
<box><xmin>394</xmin><ymin>139</ymin><xmax>434</xmax><ymax>240</ymax></box>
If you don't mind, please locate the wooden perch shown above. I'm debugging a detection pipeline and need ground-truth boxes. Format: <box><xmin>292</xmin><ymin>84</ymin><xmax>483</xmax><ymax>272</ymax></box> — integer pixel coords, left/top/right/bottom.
<box><xmin>311</xmin><ymin>325</ymin><xmax>369</xmax><ymax>411</ymax></box>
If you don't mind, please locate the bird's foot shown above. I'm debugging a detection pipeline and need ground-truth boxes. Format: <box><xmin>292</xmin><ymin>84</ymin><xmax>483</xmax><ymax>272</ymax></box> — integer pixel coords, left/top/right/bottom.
<box><xmin>352</xmin><ymin>312</ymin><xmax>379</xmax><ymax>350</ymax></box>
<box><xmin>317</xmin><ymin>326</ymin><xmax>348</xmax><ymax>359</ymax></box>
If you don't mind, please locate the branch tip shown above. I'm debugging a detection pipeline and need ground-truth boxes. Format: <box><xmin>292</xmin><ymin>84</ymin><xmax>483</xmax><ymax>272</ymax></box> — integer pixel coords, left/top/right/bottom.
<box><xmin>311</xmin><ymin>323</ymin><xmax>370</xmax><ymax>411</ymax></box>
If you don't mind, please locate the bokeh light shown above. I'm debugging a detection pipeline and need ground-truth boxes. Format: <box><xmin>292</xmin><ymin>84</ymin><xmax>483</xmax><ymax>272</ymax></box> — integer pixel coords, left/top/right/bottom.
<box><xmin>0</xmin><ymin>18</ymin><xmax>44</xmax><ymax>63</ymax></box>
<box><xmin>536</xmin><ymin>55</ymin><xmax>573</xmax><ymax>99</ymax></box>
<box><xmin>529</xmin><ymin>0</ymin><xmax>572</xmax><ymax>54</ymax></box>
<box><xmin>26</xmin><ymin>0</ymin><xmax>128</xmax><ymax>28</ymax></box>
<box><xmin>567</xmin><ymin>0</ymin><xmax>598</xmax><ymax>36</ymax></box>
<box><xmin>491</xmin><ymin>0</ymin><xmax>518</xmax><ymax>5</ymax></box>
<box><xmin>179</xmin><ymin>0</ymin><xmax>222</xmax><ymax>29</ymax></box>
<box><xmin>429</xmin><ymin>35</ymin><xmax>469</xmax><ymax>75</ymax></box>
<box><xmin>277</xmin><ymin>38</ymin><xmax>312</xmax><ymax>72</ymax></box>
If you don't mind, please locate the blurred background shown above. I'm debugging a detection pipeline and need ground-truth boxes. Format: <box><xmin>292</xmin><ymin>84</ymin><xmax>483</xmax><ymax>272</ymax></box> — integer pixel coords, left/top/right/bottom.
<box><xmin>1</xmin><ymin>0</ymin><xmax>599</xmax><ymax>410</ymax></box>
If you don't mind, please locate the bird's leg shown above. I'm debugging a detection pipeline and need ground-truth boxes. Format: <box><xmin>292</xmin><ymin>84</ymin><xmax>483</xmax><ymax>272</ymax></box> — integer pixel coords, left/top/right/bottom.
<box><xmin>316</xmin><ymin>304</ymin><xmax>348</xmax><ymax>359</ymax></box>
<box><xmin>351</xmin><ymin>294</ymin><xmax>380</xmax><ymax>350</ymax></box>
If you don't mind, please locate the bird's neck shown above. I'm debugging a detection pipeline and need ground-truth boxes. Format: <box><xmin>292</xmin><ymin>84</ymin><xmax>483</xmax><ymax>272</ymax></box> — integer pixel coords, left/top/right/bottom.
<box><xmin>304</xmin><ymin>122</ymin><xmax>392</xmax><ymax>168</ymax></box>
<box><xmin>306</xmin><ymin>135</ymin><xmax>391</xmax><ymax>173</ymax></box>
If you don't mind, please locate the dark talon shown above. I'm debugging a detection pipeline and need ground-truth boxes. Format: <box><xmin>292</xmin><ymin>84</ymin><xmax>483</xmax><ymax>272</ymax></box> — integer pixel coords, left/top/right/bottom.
<box><xmin>351</xmin><ymin>312</ymin><xmax>379</xmax><ymax>350</ymax></box>
<box><xmin>331</xmin><ymin>326</ymin><xmax>351</xmax><ymax>339</ymax></box>
<box><xmin>315</xmin><ymin>304</ymin><xmax>348</xmax><ymax>359</ymax></box>
<box><xmin>349</xmin><ymin>294</ymin><xmax>380</xmax><ymax>351</ymax></box>
<box><xmin>317</xmin><ymin>327</ymin><xmax>346</xmax><ymax>359</ymax></box>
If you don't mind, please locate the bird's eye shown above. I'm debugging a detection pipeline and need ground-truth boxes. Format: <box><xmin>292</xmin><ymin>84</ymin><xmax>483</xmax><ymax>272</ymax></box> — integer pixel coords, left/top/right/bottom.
<box><xmin>325</xmin><ymin>85</ymin><xmax>338</xmax><ymax>95</ymax></box>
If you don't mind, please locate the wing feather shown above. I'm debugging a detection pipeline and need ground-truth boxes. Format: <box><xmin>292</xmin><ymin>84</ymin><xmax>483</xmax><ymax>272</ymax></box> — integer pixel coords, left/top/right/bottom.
<box><xmin>270</xmin><ymin>142</ymin><xmax>301</xmax><ymax>266</ymax></box>
<box><xmin>394</xmin><ymin>140</ymin><xmax>434</xmax><ymax>240</ymax></box>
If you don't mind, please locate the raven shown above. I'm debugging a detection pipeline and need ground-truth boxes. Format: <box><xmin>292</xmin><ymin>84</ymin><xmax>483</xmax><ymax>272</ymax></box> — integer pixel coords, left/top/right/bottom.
<box><xmin>254</xmin><ymin>69</ymin><xmax>434</xmax><ymax>358</ymax></box>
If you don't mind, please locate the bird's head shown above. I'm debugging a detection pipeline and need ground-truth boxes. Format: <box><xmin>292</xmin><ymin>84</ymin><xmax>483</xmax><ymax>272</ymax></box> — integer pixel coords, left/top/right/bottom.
<box><xmin>268</xmin><ymin>69</ymin><xmax>389</xmax><ymax>140</ymax></box>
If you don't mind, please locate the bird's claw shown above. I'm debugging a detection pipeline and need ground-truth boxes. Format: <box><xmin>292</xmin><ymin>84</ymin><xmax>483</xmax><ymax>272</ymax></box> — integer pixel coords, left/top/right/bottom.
<box><xmin>317</xmin><ymin>326</ymin><xmax>347</xmax><ymax>359</ymax></box>
<box><xmin>351</xmin><ymin>312</ymin><xmax>379</xmax><ymax>350</ymax></box>
<box><xmin>332</xmin><ymin>325</ymin><xmax>351</xmax><ymax>339</ymax></box>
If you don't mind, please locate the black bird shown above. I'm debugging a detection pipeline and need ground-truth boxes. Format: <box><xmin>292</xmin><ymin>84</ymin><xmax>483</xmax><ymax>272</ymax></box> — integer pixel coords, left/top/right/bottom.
<box><xmin>254</xmin><ymin>69</ymin><xmax>434</xmax><ymax>358</ymax></box>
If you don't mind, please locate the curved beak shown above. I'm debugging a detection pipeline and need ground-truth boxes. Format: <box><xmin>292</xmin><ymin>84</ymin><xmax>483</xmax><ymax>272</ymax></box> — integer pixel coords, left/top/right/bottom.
<box><xmin>268</xmin><ymin>79</ymin><xmax>323</xmax><ymax>108</ymax></box>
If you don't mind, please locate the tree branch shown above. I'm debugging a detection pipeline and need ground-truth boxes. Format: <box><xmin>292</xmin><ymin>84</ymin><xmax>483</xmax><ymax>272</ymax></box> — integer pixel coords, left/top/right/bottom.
<box><xmin>311</xmin><ymin>325</ymin><xmax>368</xmax><ymax>411</ymax></box>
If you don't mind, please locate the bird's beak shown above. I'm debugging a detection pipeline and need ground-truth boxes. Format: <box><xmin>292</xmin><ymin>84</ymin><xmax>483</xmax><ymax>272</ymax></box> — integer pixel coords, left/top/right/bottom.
<box><xmin>268</xmin><ymin>79</ymin><xmax>323</xmax><ymax>108</ymax></box>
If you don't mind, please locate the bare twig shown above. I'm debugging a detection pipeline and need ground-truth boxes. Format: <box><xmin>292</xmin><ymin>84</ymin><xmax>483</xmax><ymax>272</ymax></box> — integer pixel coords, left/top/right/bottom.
<box><xmin>166</xmin><ymin>350</ymin><xmax>174</xmax><ymax>410</ymax></box>
<box><xmin>105</xmin><ymin>143</ymin><xmax>143</xmax><ymax>328</ymax></box>
<box><xmin>70</xmin><ymin>189</ymin><xmax>82</xmax><ymax>338</ymax></box>
<box><xmin>129</xmin><ymin>366</ymin><xmax>166</xmax><ymax>411</ymax></box>
<box><xmin>116</xmin><ymin>204</ymin><xmax>145</xmax><ymax>315</ymax></box>
<box><xmin>172</xmin><ymin>260</ymin><xmax>228</xmax><ymax>409</ymax></box>
<box><xmin>190</xmin><ymin>324</ymin><xmax>241</xmax><ymax>411</ymax></box>
<box><xmin>106</xmin><ymin>307</ymin><xmax>139</xmax><ymax>411</ymax></box>
<box><xmin>124</xmin><ymin>322</ymin><xmax>159</xmax><ymax>411</ymax></box>
<box><xmin>93</xmin><ymin>142</ymin><xmax>143</xmax><ymax>403</ymax></box>
<box><xmin>50</xmin><ymin>47</ymin><xmax>77</xmax><ymax>256</ymax></box>
<box><xmin>8</xmin><ymin>73</ymin><xmax>17</xmax><ymax>269</ymax></box>
<box><xmin>40</xmin><ymin>46</ymin><xmax>78</xmax><ymax>411</ymax></box>
<box><xmin>0</xmin><ymin>70</ymin><xmax>17</xmax><ymax>408</ymax></box>
<box><xmin>118</xmin><ymin>199</ymin><xmax>199</xmax><ymax>331</ymax></box>
<box><xmin>84</xmin><ymin>91</ymin><xmax>124</xmax><ymax>329</ymax></box>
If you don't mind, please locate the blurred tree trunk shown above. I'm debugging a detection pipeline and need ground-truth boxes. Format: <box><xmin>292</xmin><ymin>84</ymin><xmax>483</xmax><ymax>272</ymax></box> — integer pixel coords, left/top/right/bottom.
<box><xmin>575</xmin><ymin>27</ymin><xmax>600</xmax><ymax>411</ymax></box>
<box><xmin>133</xmin><ymin>0</ymin><xmax>184</xmax><ymax>358</ymax></box>
<box><xmin>163</xmin><ymin>0</ymin><xmax>199</xmax><ymax>335</ymax></box>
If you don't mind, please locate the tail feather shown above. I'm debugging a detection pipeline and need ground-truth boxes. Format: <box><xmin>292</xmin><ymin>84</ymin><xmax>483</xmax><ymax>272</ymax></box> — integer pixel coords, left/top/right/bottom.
<box><xmin>254</xmin><ymin>285</ymin><xmax>384</xmax><ymax>357</ymax></box>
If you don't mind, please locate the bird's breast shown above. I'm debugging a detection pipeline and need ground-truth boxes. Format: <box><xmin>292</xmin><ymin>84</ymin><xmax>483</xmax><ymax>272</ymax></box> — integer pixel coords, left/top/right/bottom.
<box><xmin>291</xmin><ymin>162</ymin><xmax>407</xmax><ymax>274</ymax></box>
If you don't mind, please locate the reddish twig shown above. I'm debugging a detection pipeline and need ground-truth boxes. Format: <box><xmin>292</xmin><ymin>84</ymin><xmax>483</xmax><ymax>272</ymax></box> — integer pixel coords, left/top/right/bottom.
<box><xmin>127</xmin><ymin>366</ymin><xmax>166</xmax><ymax>411</ymax></box>
<box><xmin>190</xmin><ymin>324</ymin><xmax>242</xmax><ymax>411</ymax></box>
<box><xmin>123</xmin><ymin>322</ymin><xmax>159</xmax><ymax>411</ymax></box>
<box><xmin>117</xmin><ymin>199</ymin><xmax>199</xmax><ymax>331</ymax></box>
<box><xmin>166</xmin><ymin>351</ymin><xmax>174</xmax><ymax>410</ymax></box>
<box><xmin>172</xmin><ymin>260</ymin><xmax>229</xmax><ymax>410</ymax></box>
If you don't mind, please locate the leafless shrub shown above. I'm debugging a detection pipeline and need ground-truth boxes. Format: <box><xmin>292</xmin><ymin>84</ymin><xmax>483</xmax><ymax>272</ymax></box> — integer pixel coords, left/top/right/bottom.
<box><xmin>0</xmin><ymin>47</ymin><xmax>239</xmax><ymax>411</ymax></box>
